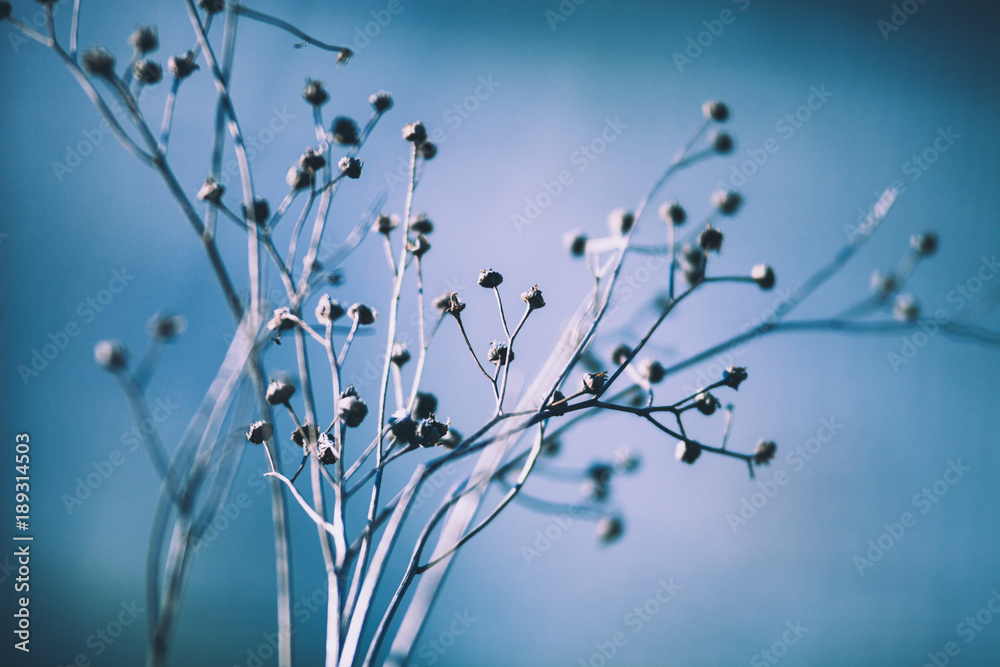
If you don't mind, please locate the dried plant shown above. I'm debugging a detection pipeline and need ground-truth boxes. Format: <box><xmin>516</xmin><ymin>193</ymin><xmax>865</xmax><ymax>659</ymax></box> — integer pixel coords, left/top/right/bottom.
<box><xmin>6</xmin><ymin>2</ymin><xmax>998</xmax><ymax>666</ymax></box>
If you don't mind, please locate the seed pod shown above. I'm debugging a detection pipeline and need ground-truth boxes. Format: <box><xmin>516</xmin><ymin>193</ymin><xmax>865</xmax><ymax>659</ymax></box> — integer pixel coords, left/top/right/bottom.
<box><xmin>607</xmin><ymin>209</ymin><xmax>635</xmax><ymax>235</ymax></box>
<box><xmin>199</xmin><ymin>0</ymin><xmax>225</xmax><ymax>13</ymax></box>
<box><xmin>291</xmin><ymin>424</ymin><xmax>319</xmax><ymax>447</ymax></box>
<box><xmin>488</xmin><ymin>342</ymin><xmax>513</xmax><ymax>366</ymax></box>
<box><xmin>168</xmin><ymin>51</ymin><xmax>199</xmax><ymax>79</ymax></box>
<box><xmin>303</xmin><ymin>79</ymin><xmax>329</xmax><ymax>107</ymax></box>
<box><xmin>419</xmin><ymin>142</ymin><xmax>438</xmax><ymax>160</ymax></box>
<box><xmin>581</xmin><ymin>478</ymin><xmax>609</xmax><ymax>502</ymax></box>
<box><xmin>389</xmin><ymin>412</ymin><xmax>417</xmax><ymax>445</ymax></box>
<box><xmin>369</xmin><ymin>90</ymin><xmax>393</xmax><ymax>113</ymax></box>
<box><xmin>197</xmin><ymin>177</ymin><xmax>225</xmax><ymax>203</ymax></box>
<box><xmin>910</xmin><ymin>232</ymin><xmax>939</xmax><ymax>257</ymax></box>
<box><xmin>331</xmin><ymin>116</ymin><xmax>360</xmax><ymax>146</ymax></box>
<box><xmin>94</xmin><ymin>339</ymin><xmax>128</xmax><ymax>371</ymax></box>
<box><xmin>299</xmin><ymin>147</ymin><xmax>326</xmax><ymax>171</ymax></box>
<box><xmin>438</xmin><ymin>292</ymin><xmax>466</xmax><ymax>316</ymax></box>
<box><xmin>415</xmin><ymin>416</ymin><xmax>449</xmax><ymax>447</ymax></box>
<box><xmin>711</xmin><ymin>131</ymin><xmax>734</xmax><ymax>154</ymax></box>
<box><xmin>317</xmin><ymin>432</ymin><xmax>338</xmax><ymax>464</ymax></box>
<box><xmin>596</xmin><ymin>515</ymin><xmax>625</xmax><ymax>544</ymax></box>
<box><xmin>659</xmin><ymin>200</ymin><xmax>686</xmax><ymax>225</ymax></box>
<box><xmin>751</xmin><ymin>264</ymin><xmax>776</xmax><ymax>290</ymax></box>
<box><xmin>753</xmin><ymin>439</ymin><xmax>777</xmax><ymax>465</ymax></box>
<box><xmin>129</xmin><ymin>26</ymin><xmax>159</xmax><ymax>54</ymax></box>
<box><xmin>148</xmin><ymin>311</ymin><xmax>186</xmax><ymax>341</ymax></box>
<box><xmin>374</xmin><ymin>214</ymin><xmax>398</xmax><ymax>235</ymax></box>
<box><xmin>82</xmin><ymin>48</ymin><xmax>116</xmax><ymax>78</ymax></box>
<box><xmin>266</xmin><ymin>379</ymin><xmax>295</xmax><ymax>405</ymax></box>
<box><xmin>694</xmin><ymin>392</ymin><xmax>720</xmax><ymax>415</ymax></box>
<box><xmin>702</xmin><ymin>100</ymin><xmax>730</xmax><ymax>122</ymax></box>
<box><xmin>410</xmin><ymin>214</ymin><xmax>434</xmax><ymax>235</ymax></box>
<box><xmin>242</xmin><ymin>198</ymin><xmax>270</xmax><ymax>225</ymax></box>
<box><xmin>588</xmin><ymin>463</ymin><xmax>613</xmax><ymax>485</ymax></box>
<box><xmin>244</xmin><ymin>421</ymin><xmax>273</xmax><ymax>445</ymax></box>
<box><xmin>339</xmin><ymin>394</ymin><xmax>369</xmax><ymax>428</ymax></box>
<box><xmin>315</xmin><ymin>295</ymin><xmax>345</xmax><ymax>324</ymax></box>
<box><xmin>712</xmin><ymin>189</ymin><xmax>743</xmax><ymax>216</ymax></box>
<box><xmin>478</xmin><ymin>268</ymin><xmax>503</xmax><ymax>288</ymax></box>
<box><xmin>721</xmin><ymin>366</ymin><xmax>748</xmax><ymax>390</ymax></box>
<box><xmin>411</xmin><ymin>392</ymin><xmax>438</xmax><ymax>420</ymax></box>
<box><xmin>582</xmin><ymin>371</ymin><xmax>608</xmax><ymax>395</ymax></box>
<box><xmin>266</xmin><ymin>307</ymin><xmax>296</xmax><ymax>333</ymax></box>
<box><xmin>548</xmin><ymin>390</ymin><xmax>568</xmax><ymax>416</ymax></box>
<box><xmin>563</xmin><ymin>229</ymin><xmax>588</xmax><ymax>257</ymax></box>
<box><xmin>391</xmin><ymin>342</ymin><xmax>411</xmax><ymax>367</ymax></box>
<box><xmin>347</xmin><ymin>303</ymin><xmax>377</xmax><ymax>325</ymax></box>
<box><xmin>675</xmin><ymin>440</ymin><xmax>701</xmax><ymax>464</ymax></box>
<box><xmin>402</xmin><ymin>122</ymin><xmax>427</xmax><ymax>145</ymax></box>
<box><xmin>893</xmin><ymin>294</ymin><xmax>920</xmax><ymax>322</ymax></box>
<box><xmin>521</xmin><ymin>285</ymin><xmax>545</xmax><ymax>310</ymax></box>
<box><xmin>698</xmin><ymin>225</ymin><xmax>724</xmax><ymax>252</ymax></box>
<box><xmin>640</xmin><ymin>358</ymin><xmax>665</xmax><ymax>384</ymax></box>
<box><xmin>611</xmin><ymin>344</ymin><xmax>633</xmax><ymax>365</ymax></box>
<box><xmin>338</xmin><ymin>156</ymin><xmax>363</xmax><ymax>179</ymax></box>
<box><xmin>407</xmin><ymin>234</ymin><xmax>431</xmax><ymax>257</ymax></box>
<box><xmin>133</xmin><ymin>59</ymin><xmax>163</xmax><ymax>85</ymax></box>
<box><xmin>286</xmin><ymin>165</ymin><xmax>313</xmax><ymax>190</ymax></box>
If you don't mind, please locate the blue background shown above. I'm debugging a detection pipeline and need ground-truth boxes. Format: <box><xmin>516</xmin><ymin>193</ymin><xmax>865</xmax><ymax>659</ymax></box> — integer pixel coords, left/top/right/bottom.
<box><xmin>2</xmin><ymin>1</ymin><xmax>1000</xmax><ymax>665</ymax></box>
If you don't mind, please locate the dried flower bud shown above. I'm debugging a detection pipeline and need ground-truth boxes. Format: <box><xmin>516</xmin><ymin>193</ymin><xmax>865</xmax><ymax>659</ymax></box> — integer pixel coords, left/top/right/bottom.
<box><xmin>521</xmin><ymin>285</ymin><xmax>545</xmax><ymax>310</ymax></box>
<box><xmin>347</xmin><ymin>303</ymin><xmax>377</xmax><ymax>325</ymax></box>
<box><xmin>290</xmin><ymin>424</ymin><xmax>319</xmax><ymax>447</ymax></box>
<box><xmin>369</xmin><ymin>90</ymin><xmax>393</xmax><ymax>113</ymax></box>
<box><xmin>315</xmin><ymin>295</ymin><xmax>345</xmax><ymax>324</ymax></box>
<box><xmin>419</xmin><ymin>142</ymin><xmax>438</xmax><ymax>160</ymax></box>
<box><xmin>640</xmin><ymin>358</ymin><xmax>665</xmax><ymax>384</ymax></box>
<box><xmin>659</xmin><ymin>200</ymin><xmax>686</xmax><ymax>225</ymax></box>
<box><xmin>339</xmin><ymin>394</ymin><xmax>369</xmax><ymax>427</ymax></box>
<box><xmin>245</xmin><ymin>421</ymin><xmax>273</xmax><ymax>445</ymax></box>
<box><xmin>698</xmin><ymin>225</ymin><xmax>724</xmax><ymax>252</ymax></box>
<box><xmin>331</xmin><ymin>116</ymin><xmax>360</xmax><ymax>146</ymax></box>
<box><xmin>563</xmin><ymin>229</ymin><xmax>588</xmax><ymax>257</ymax></box>
<box><xmin>711</xmin><ymin>131</ymin><xmax>734</xmax><ymax>154</ymax></box>
<box><xmin>411</xmin><ymin>392</ymin><xmax>438</xmax><ymax>420</ymax></box>
<box><xmin>303</xmin><ymin>79</ymin><xmax>328</xmax><ymax>107</ymax></box>
<box><xmin>488</xmin><ymin>341</ymin><xmax>513</xmax><ymax>366</ymax></box>
<box><xmin>478</xmin><ymin>268</ymin><xmax>504</xmax><ymax>288</ymax></box>
<box><xmin>82</xmin><ymin>47</ymin><xmax>116</xmax><ymax>78</ymax></box>
<box><xmin>286</xmin><ymin>165</ymin><xmax>313</xmax><ymax>190</ymax></box>
<box><xmin>893</xmin><ymin>294</ymin><xmax>920</xmax><ymax>322</ymax></box>
<box><xmin>197</xmin><ymin>177</ymin><xmax>224</xmax><ymax>203</ymax></box>
<box><xmin>375</xmin><ymin>214</ymin><xmax>398</xmax><ymax>235</ymax></box>
<box><xmin>694</xmin><ymin>392</ymin><xmax>721</xmax><ymax>415</ymax></box>
<box><xmin>198</xmin><ymin>0</ymin><xmax>225</xmax><ymax>14</ymax></box>
<box><xmin>299</xmin><ymin>147</ymin><xmax>326</xmax><ymax>171</ymax></box>
<box><xmin>607</xmin><ymin>209</ymin><xmax>635</xmax><ymax>235</ymax></box>
<box><xmin>407</xmin><ymin>234</ymin><xmax>431</xmax><ymax>257</ymax></box>
<box><xmin>267</xmin><ymin>307</ymin><xmax>296</xmax><ymax>333</ymax></box>
<box><xmin>753</xmin><ymin>439</ymin><xmax>777</xmax><ymax>465</ymax></box>
<box><xmin>148</xmin><ymin>311</ymin><xmax>186</xmax><ymax>341</ymax></box>
<box><xmin>416</xmin><ymin>416</ymin><xmax>449</xmax><ymax>447</ymax></box>
<box><xmin>548</xmin><ymin>390</ymin><xmax>568</xmax><ymax>416</ymax></box>
<box><xmin>338</xmin><ymin>156</ymin><xmax>363</xmax><ymax>179</ymax></box>
<box><xmin>336</xmin><ymin>48</ymin><xmax>352</xmax><ymax>65</ymax></box>
<box><xmin>317</xmin><ymin>432</ymin><xmax>338</xmax><ymax>464</ymax></box>
<box><xmin>582</xmin><ymin>371</ymin><xmax>608</xmax><ymax>395</ymax></box>
<box><xmin>702</xmin><ymin>100</ymin><xmax>730</xmax><ymax>122</ymax></box>
<box><xmin>266</xmin><ymin>379</ymin><xmax>295</xmax><ymax>405</ymax></box>
<box><xmin>94</xmin><ymin>339</ymin><xmax>128</xmax><ymax>371</ymax></box>
<box><xmin>910</xmin><ymin>232</ymin><xmax>939</xmax><ymax>257</ymax></box>
<box><xmin>681</xmin><ymin>244</ymin><xmax>706</xmax><ymax>285</ymax></box>
<box><xmin>751</xmin><ymin>264</ymin><xmax>776</xmax><ymax>290</ymax></box>
<box><xmin>712</xmin><ymin>189</ymin><xmax>743</xmax><ymax>215</ymax></box>
<box><xmin>410</xmin><ymin>214</ymin><xmax>434</xmax><ymax>235</ymax></box>
<box><xmin>129</xmin><ymin>26</ymin><xmax>159</xmax><ymax>54</ymax></box>
<box><xmin>133</xmin><ymin>59</ymin><xmax>163</xmax><ymax>85</ymax></box>
<box><xmin>389</xmin><ymin>411</ymin><xmax>417</xmax><ymax>445</ymax></box>
<box><xmin>721</xmin><ymin>366</ymin><xmax>748</xmax><ymax>390</ymax></box>
<box><xmin>675</xmin><ymin>440</ymin><xmax>701</xmax><ymax>464</ymax></box>
<box><xmin>403</xmin><ymin>122</ymin><xmax>427</xmax><ymax>145</ymax></box>
<box><xmin>439</xmin><ymin>292</ymin><xmax>466</xmax><ymax>316</ymax></box>
<box><xmin>596</xmin><ymin>515</ymin><xmax>625</xmax><ymax>544</ymax></box>
<box><xmin>241</xmin><ymin>198</ymin><xmax>270</xmax><ymax>225</ymax></box>
<box><xmin>391</xmin><ymin>342</ymin><xmax>411</xmax><ymax>367</ymax></box>
<box><xmin>168</xmin><ymin>51</ymin><xmax>199</xmax><ymax>79</ymax></box>
<box><xmin>611</xmin><ymin>345</ymin><xmax>633</xmax><ymax>366</ymax></box>
<box><xmin>613</xmin><ymin>447</ymin><xmax>641</xmax><ymax>473</ymax></box>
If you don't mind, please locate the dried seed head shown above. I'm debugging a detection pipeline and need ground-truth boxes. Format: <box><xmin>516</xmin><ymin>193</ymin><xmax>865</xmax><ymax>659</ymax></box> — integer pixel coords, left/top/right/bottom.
<box><xmin>129</xmin><ymin>26</ymin><xmax>159</xmax><ymax>54</ymax></box>
<box><xmin>478</xmin><ymin>268</ymin><xmax>504</xmax><ymax>288</ymax></box>
<box><xmin>753</xmin><ymin>439</ymin><xmax>777</xmax><ymax>465</ymax></box>
<box><xmin>369</xmin><ymin>90</ymin><xmax>393</xmax><ymax>113</ymax></box>
<box><xmin>347</xmin><ymin>303</ymin><xmax>377</xmax><ymax>325</ymax></box>
<box><xmin>521</xmin><ymin>284</ymin><xmax>545</xmax><ymax>310</ymax></box>
<box><xmin>266</xmin><ymin>379</ymin><xmax>295</xmax><ymax>405</ymax></box>
<box><xmin>419</xmin><ymin>142</ymin><xmax>438</xmax><ymax>160</ymax></box>
<box><xmin>582</xmin><ymin>371</ymin><xmax>608</xmax><ymax>395</ymax></box>
<box><xmin>374</xmin><ymin>213</ymin><xmax>398</xmax><ymax>235</ymax></box>
<box><xmin>640</xmin><ymin>358</ymin><xmax>665</xmax><ymax>384</ymax></box>
<box><xmin>694</xmin><ymin>392</ymin><xmax>721</xmax><ymax>415</ymax></box>
<box><xmin>547</xmin><ymin>390</ymin><xmax>568</xmax><ymax>416</ymax></box>
<box><xmin>315</xmin><ymin>294</ymin><xmax>345</xmax><ymax>324</ymax></box>
<box><xmin>611</xmin><ymin>344</ymin><xmax>633</xmax><ymax>366</ymax></box>
<box><xmin>266</xmin><ymin>307</ymin><xmax>296</xmax><ymax>333</ymax></box>
<box><xmin>607</xmin><ymin>209</ymin><xmax>635</xmax><ymax>235</ymax></box>
<box><xmin>331</xmin><ymin>116</ymin><xmax>360</xmax><ymax>146</ymax></box>
<box><xmin>488</xmin><ymin>341</ymin><xmax>513</xmax><ymax>366</ymax></box>
<box><xmin>339</xmin><ymin>394</ymin><xmax>369</xmax><ymax>427</ymax></box>
<box><xmin>711</xmin><ymin>131</ymin><xmax>734</xmax><ymax>154</ymax></box>
<box><xmin>286</xmin><ymin>165</ymin><xmax>314</xmax><ymax>191</ymax></box>
<box><xmin>338</xmin><ymin>156</ymin><xmax>363</xmax><ymax>179</ymax></box>
<box><xmin>751</xmin><ymin>264</ymin><xmax>776</xmax><ymax>290</ymax></box>
<box><xmin>389</xmin><ymin>411</ymin><xmax>417</xmax><ymax>445</ymax></box>
<box><xmin>681</xmin><ymin>244</ymin><xmax>706</xmax><ymax>285</ymax></box>
<box><xmin>659</xmin><ymin>200</ymin><xmax>686</xmax><ymax>225</ymax></box>
<box><xmin>245</xmin><ymin>421</ymin><xmax>273</xmax><ymax>445</ymax></box>
<box><xmin>410</xmin><ymin>214</ymin><xmax>434</xmax><ymax>235</ymax></box>
<box><xmin>317</xmin><ymin>432</ymin><xmax>338</xmax><ymax>464</ymax></box>
<box><xmin>675</xmin><ymin>440</ymin><xmax>701</xmax><ymax>464</ymax></box>
<box><xmin>148</xmin><ymin>311</ymin><xmax>186</xmax><ymax>341</ymax></box>
<box><xmin>712</xmin><ymin>189</ymin><xmax>743</xmax><ymax>215</ymax></box>
<box><xmin>698</xmin><ymin>225</ymin><xmax>724</xmax><ymax>252</ymax></box>
<box><xmin>242</xmin><ymin>198</ymin><xmax>270</xmax><ymax>225</ymax></box>
<box><xmin>336</xmin><ymin>48</ymin><xmax>352</xmax><ymax>65</ymax></box>
<box><xmin>133</xmin><ymin>59</ymin><xmax>163</xmax><ymax>84</ymax></box>
<box><xmin>197</xmin><ymin>177</ymin><xmax>224</xmax><ymax>203</ymax></box>
<box><xmin>870</xmin><ymin>270</ymin><xmax>898</xmax><ymax>298</ymax></box>
<box><xmin>438</xmin><ymin>292</ymin><xmax>466</xmax><ymax>316</ymax></box>
<box><xmin>299</xmin><ymin>147</ymin><xmax>326</xmax><ymax>171</ymax></box>
<box><xmin>290</xmin><ymin>424</ymin><xmax>319</xmax><ymax>447</ymax></box>
<box><xmin>910</xmin><ymin>232</ymin><xmax>939</xmax><ymax>257</ymax></box>
<box><xmin>411</xmin><ymin>392</ymin><xmax>438</xmax><ymax>420</ymax></box>
<box><xmin>581</xmin><ymin>478</ymin><xmax>609</xmax><ymax>502</ymax></box>
<box><xmin>702</xmin><ymin>100</ymin><xmax>730</xmax><ymax>122</ymax></box>
<box><xmin>303</xmin><ymin>79</ymin><xmax>329</xmax><ymax>107</ymax></box>
<box><xmin>415</xmin><ymin>416</ymin><xmax>450</xmax><ymax>448</ymax></box>
<box><xmin>168</xmin><ymin>51</ymin><xmax>199</xmax><ymax>79</ymax></box>
<box><xmin>403</xmin><ymin>121</ymin><xmax>427</xmax><ymax>145</ymax></box>
<box><xmin>94</xmin><ymin>339</ymin><xmax>128</xmax><ymax>371</ymax></box>
<box><xmin>893</xmin><ymin>294</ymin><xmax>920</xmax><ymax>322</ymax></box>
<box><xmin>407</xmin><ymin>234</ymin><xmax>431</xmax><ymax>257</ymax></box>
<box><xmin>588</xmin><ymin>463</ymin><xmax>613</xmax><ymax>485</ymax></box>
<box><xmin>82</xmin><ymin>47</ymin><xmax>116</xmax><ymax>78</ymax></box>
<box><xmin>198</xmin><ymin>0</ymin><xmax>225</xmax><ymax>14</ymax></box>
<box><xmin>722</xmin><ymin>366</ymin><xmax>748</xmax><ymax>390</ymax></box>
<box><xmin>391</xmin><ymin>342</ymin><xmax>411</xmax><ymax>367</ymax></box>
<box><xmin>563</xmin><ymin>229</ymin><xmax>588</xmax><ymax>257</ymax></box>
<box><xmin>596</xmin><ymin>515</ymin><xmax>625</xmax><ymax>544</ymax></box>
<box><xmin>613</xmin><ymin>446</ymin><xmax>641</xmax><ymax>473</ymax></box>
